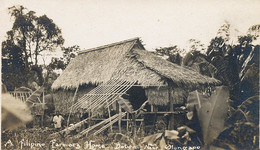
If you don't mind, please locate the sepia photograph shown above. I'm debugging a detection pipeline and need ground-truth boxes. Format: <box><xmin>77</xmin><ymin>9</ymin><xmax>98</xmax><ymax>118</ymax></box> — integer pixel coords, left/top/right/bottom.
<box><xmin>1</xmin><ymin>0</ymin><xmax>259</xmax><ymax>149</ymax></box>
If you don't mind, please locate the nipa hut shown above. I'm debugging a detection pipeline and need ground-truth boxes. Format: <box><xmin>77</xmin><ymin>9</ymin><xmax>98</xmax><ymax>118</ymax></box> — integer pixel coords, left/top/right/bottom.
<box><xmin>52</xmin><ymin>38</ymin><xmax>220</xmax><ymax>115</ymax></box>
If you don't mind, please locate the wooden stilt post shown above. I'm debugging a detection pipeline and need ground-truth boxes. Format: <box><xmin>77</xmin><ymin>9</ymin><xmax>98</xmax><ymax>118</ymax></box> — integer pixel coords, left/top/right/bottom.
<box><xmin>132</xmin><ymin>113</ymin><xmax>136</xmax><ymax>139</ymax></box>
<box><xmin>88</xmin><ymin>110</ymin><xmax>91</xmax><ymax>128</ymax></box>
<box><xmin>41</xmin><ymin>89</ymin><xmax>45</xmax><ymax>127</ymax></box>
<box><xmin>126</xmin><ymin>113</ymin><xmax>129</xmax><ymax>134</ymax></box>
<box><xmin>107</xmin><ymin>104</ymin><xmax>113</xmax><ymax>132</ymax></box>
<box><xmin>119</xmin><ymin>104</ymin><xmax>122</xmax><ymax>133</ymax></box>
<box><xmin>141</xmin><ymin>113</ymin><xmax>145</xmax><ymax>136</ymax></box>
<box><xmin>67</xmin><ymin>86</ymin><xmax>79</xmax><ymax>127</ymax></box>
<box><xmin>168</xmin><ymin>86</ymin><xmax>174</xmax><ymax>130</ymax></box>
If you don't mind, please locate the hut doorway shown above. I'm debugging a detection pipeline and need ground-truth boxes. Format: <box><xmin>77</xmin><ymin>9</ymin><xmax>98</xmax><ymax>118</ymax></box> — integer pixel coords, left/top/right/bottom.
<box><xmin>125</xmin><ymin>86</ymin><xmax>147</xmax><ymax>110</ymax></box>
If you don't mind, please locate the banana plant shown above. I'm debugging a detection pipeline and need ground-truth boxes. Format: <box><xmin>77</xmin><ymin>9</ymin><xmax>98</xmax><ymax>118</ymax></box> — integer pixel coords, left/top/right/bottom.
<box><xmin>186</xmin><ymin>86</ymin><xmax>229</xmax><ymax>145</ymax></box>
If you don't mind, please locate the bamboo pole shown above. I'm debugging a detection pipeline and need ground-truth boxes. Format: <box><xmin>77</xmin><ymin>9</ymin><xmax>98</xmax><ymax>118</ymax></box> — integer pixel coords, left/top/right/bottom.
<box><xmin>126</xmin><ymin>112</ymin><xmax>129</xmax><ymax>134</ymax></box>
<box><xmin>91</xmin><ymin>81</ymin><xmax>134</xmax><ymax>113</ymax></box>
<box><xmin>106</xmin><ymin>102</ymin><xmax>113</xmax><ymax>132</ymax></box>
<box><xmin>49</xmin><ymin>117</ymin><xmax>91</xmax><ymax>138</ymax></box>
<box><xmin>132</xmin><ymin>113</ymin><xmax>137</xmax><ymax>139</ymax></box>
<box><xmin>89</xmin><ymin>80</ymin><xmax>128</xmax><ymax>110</ymax></box>
<box><xmin>76</xmin><ymin>114</ymin><xmax>120</xmax><ymax>138</ymax></box>
<box><xmin>74</xmin><ymin>79</ymin><xmax>118</xmax><ymax>108</ymax></box>
<box><xmin>141</xmin><ymin>113</ymin><xmax>145</xmax><ymax>136</ymax></box>
<box><xmin>119</xmin><ymin>104</ymin><xmax>122</xmax><ymax>133</ymax></box>
<box><xmin>105</xmin><ymin>82</ymin><xmax>135</xmax><ymax>107</ymax></box>
<box><xmin>69</xmin><ymin>81</ymin><xmax>107</xmax><ymax>110</ymax></box>
<box><xmin>67</xmin><ymin>85</ymin><xmax>79</xmax><ymax>127</ymax></box>
<box><xmin>73</xmin><ymin>79</ymin><xmax>134</xmax><ymax>113</ymax></box>
<box><xmin>73</xmin><ymin>79</ymin><xmax>124</xmax><ymax>110</ymax></box>
<box><xmin>84</xmin><ymin>80</ymin><xmax>116</xmax><ymax>109</ymax></box>
<box><xmin>88</xmin><ymin>83</ymin><xmax>122</xmax><ymax>110</ymax></box>
<box><xmin>93</xmin><ymin>112</ymin><xmax>126</xmax><ymax>136</ymax></box>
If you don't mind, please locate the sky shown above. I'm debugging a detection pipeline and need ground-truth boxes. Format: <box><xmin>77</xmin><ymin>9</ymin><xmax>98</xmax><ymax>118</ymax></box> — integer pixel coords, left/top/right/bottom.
<box><xmin>0</xmin><ymin>0</ymin><xmax>260</xmax><ymax>53</ymax></box>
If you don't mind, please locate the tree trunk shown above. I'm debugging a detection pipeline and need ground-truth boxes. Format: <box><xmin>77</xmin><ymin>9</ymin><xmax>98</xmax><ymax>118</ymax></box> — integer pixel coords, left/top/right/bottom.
<box><xmin>35</xmin><ymin>32</ymin><xmax>40</xmax><ymax>65</ymax></box>
<box><xmin>21</xmin><ymin>29</ymin><xmax>29</xmax><ymax>69</ymax></box>
<box><xmin>31</xmin><ymin>65</ymin><xmax>44</xmax><ymax>86</ymax></box>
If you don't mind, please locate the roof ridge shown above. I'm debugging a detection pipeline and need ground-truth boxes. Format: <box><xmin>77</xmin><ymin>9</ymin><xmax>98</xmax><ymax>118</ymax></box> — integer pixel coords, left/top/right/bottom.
<box><xmin>79</xmin><ymin>37</ymin><xmax>140</xmax><ymax>55</ymax></box>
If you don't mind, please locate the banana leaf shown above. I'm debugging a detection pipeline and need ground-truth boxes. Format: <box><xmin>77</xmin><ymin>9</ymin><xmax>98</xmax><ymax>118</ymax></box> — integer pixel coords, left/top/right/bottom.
<box><xmin>117</xmin><ymin>96</ymin><xmax>134</xmax><ymax>113</ymax></box>
<box><xmin>26</xmin><ymin>86</ymin><xmax>44</xmax><ymax>104</ymax></box>
<box><xmin>142</xmin><ymin>133</ymin><xmax>163</xmax><ymax>144</ymax></box>
<box><xmin>187</xmin><ymin>86</ymin><xmax>229</xmax><ymax>145</ymax></box>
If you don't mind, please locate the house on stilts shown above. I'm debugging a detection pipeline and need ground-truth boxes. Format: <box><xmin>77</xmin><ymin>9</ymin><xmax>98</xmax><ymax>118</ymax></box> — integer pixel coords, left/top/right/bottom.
<box><xmin>51</xmin><ymin>37</ymin><xmax>220</xmax><ymax>137</ymax></box>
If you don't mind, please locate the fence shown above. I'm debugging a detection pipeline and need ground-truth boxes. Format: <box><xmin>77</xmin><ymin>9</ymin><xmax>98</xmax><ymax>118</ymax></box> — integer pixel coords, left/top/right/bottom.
<box><xmin>9</xmin><ymin>91</ymin><xmax>32</xmax><ymax>102</ymax></box>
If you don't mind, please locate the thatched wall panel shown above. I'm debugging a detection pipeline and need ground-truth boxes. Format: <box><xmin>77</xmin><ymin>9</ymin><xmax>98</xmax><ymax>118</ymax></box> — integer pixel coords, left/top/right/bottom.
<box><xmin>171</xmin><ymin>88</ymin><xmax>188</xmax><ymax>104</ymax></box>
<box><xmin>53</xmin><ymin>90</ymin><xmax>75</xmax><ymax>114</ymax></box>
<box><xmin>53</xmin><ymin>87</ymin><xmax>95</xmax><ymax>114</ymax></box>
<box><xmin>145</xmin><ymin>87</ymin><xmax>188</xmax><ymax>106</ymax></box>
<box><xmin>145</xmin><ymin>87</ymin><xmax>169</xmax><ymax>106</ymax></box>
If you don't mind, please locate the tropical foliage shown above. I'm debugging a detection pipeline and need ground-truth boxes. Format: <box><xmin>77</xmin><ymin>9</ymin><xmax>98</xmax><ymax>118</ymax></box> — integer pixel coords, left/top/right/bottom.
<box><xmin>2</xmin><ymin>5</ymin><xmax>81</xmax><ymax>91</ymax></box>
<box><xmin>153</xmin><ymin>22</ymin><xmax>259</xmax><ymax>149</ymax></box>
<box><xmin>161</xmin><ymin>23</ymin><xmax>259</xmax><ymax>149</ymax></box>
<box><xmin>2</xmin><ymin>5</ymin><xmax>64</xmax><ymax>90</ymax></box>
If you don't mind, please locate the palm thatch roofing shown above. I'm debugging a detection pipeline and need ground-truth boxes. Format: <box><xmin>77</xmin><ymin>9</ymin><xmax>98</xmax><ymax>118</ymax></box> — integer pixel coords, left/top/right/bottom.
<box><xmin>52</xmin><ymin>38</ymin><xmax>220</xmax><ymax>90</ymax></box>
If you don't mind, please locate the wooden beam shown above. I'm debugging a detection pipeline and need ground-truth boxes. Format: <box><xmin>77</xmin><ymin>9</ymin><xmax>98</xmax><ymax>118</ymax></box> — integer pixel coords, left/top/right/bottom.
<box><xmin>90</xmin><ymin>118</ymin><xmax>144</xmax><ymax>122</ymax></box>
<box><xmin>76</xmin><ymin>114</ymin><xmax>120</xmax><ymax>138</ymax></box>
<box><xmin>100</xmin><ymin>85</ymin><xmax>166</xmax><ymax>87</ymax></box>
<box><xmin>142</xmin><ymin>111</ymin><xmax>186</xmax><ymax>114</ymax></box>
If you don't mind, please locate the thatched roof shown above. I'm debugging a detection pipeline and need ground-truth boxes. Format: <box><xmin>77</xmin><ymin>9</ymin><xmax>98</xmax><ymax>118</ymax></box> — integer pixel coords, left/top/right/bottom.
<box><xmin>131</xmin><ymin>49</ymin><xmax>220</xmax><ymax>88</ymax></box>
<box><xmin>52</xmin><ymin>38</ymin><xmax>220</xmax><ymax>90</ymax></box>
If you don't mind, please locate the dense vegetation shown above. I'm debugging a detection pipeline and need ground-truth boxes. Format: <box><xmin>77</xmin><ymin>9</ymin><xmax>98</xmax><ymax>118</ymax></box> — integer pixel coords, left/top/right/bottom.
<box><xmin>2</xmin><ymin>5</ymin><xmax>80</xmax><ymax>91</ymax></box>
<box><xmin>154</xmin><ymin>22</ymin><xmax>259</xmax><ymax>149</ymax></box>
